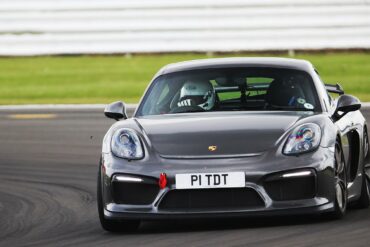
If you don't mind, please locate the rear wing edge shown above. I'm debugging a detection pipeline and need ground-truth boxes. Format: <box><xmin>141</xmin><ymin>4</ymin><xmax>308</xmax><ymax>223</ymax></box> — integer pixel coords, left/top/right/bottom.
<box><xmin>325</xmin><ymin>83</ymin><xmax>344</xmax><ymax>95</ymax></box>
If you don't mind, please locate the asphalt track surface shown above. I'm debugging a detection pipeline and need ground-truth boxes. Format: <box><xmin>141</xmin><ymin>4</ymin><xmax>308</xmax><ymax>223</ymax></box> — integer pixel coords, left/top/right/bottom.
<box><xmin>1</xmin><ymin>108</ymin><xmax>370</xmax><ymax>247</ymax></box>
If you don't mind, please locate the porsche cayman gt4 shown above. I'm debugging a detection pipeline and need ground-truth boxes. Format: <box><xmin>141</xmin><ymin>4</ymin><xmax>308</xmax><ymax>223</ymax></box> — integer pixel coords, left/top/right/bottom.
<box><xmin>98</xmin><ymin>58</ymin><xmax>370</xmax><ymax>232</ymax></box>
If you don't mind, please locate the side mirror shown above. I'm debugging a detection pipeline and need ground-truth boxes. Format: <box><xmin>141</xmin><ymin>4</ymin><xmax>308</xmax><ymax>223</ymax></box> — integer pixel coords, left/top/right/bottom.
<box><xmin>333</xmin><ymin>94</ymin><xmax>361</xmax><ymax>121</ymax></box>
<box><xmin>104</xmin><ymin>101</ymin><xmax>127</xmax><ymax>121</ymax></box>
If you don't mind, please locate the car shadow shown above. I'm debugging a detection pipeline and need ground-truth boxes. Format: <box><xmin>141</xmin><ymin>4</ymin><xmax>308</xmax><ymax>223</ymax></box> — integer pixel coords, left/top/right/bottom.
<box><xmin>118</xmin><ymin>213</ymin><xmax>335</xmax><ymax>235</ymax></box>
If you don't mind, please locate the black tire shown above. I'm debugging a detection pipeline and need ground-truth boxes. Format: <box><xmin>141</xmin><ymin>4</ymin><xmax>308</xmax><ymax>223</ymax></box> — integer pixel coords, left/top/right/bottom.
<box><xmin>97</xmin><ymin>164</ymin><xmax>140</xmax><ymax>232</ymax></box>
<box><xmin>327</xmin><ymin>140</ymin><xmax>348</xmax><ymax>219</ymax></box>
<box><xmin>354</xmin><ymin>129</ymin><xmax>370</xmax><ymax>209</ymax></box>
<box><xmin>355</xmin><ymin>174</ymin><xmax>370</xmax><ymax>209</ymax></box>
<box><xmin>365</xmin><ymin>128</ymin><xmax>369</xmax><ymax>161</ymax></box>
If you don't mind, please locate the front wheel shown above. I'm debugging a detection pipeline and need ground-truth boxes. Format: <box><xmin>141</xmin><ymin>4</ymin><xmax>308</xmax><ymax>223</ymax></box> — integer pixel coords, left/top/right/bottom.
<box><xmin>355</xmin><ymin>174</ymin><xmax>370</xmax><ymax>209</ymax></box>
<box><xmin>97</xmin><ymin>164</ymin><xmax>140</xmax><ymax>232</ymax></box>
<box><xmin>354</xmin><ymin>129</ymin><xmax>370</xmax><ymax>209</ymax></box>
<box><xmin>327</xmin><ymin>140</ymin><xmax>348</xmax><ymax>219</ymax></box>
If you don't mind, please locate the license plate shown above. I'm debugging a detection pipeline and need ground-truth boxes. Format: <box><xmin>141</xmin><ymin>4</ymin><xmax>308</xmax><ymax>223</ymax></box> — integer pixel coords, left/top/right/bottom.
<box><xmin>175</xmin><ymin>172</ymin><xmax>245</xmax><ymax>189</ymax></box>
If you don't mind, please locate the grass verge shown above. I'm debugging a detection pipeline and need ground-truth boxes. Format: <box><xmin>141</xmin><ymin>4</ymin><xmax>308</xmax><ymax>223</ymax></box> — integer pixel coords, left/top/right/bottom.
<box><xmin>0</xmin><ymin>52</ymin><xmax>369</xmax><ymax>104</ymax></box>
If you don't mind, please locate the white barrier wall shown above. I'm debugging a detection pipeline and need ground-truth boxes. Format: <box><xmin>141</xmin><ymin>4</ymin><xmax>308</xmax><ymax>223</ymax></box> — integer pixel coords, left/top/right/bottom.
<box><xmin>0</xmin><ymin>0</ymin><xmax>370</xmax><ymax>56</ymax></box>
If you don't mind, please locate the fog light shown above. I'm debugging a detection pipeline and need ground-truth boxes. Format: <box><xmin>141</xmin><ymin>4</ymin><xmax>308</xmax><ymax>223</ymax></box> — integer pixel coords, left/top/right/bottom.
<box><xmin>113</xmin><ymin>175</ymin><xmax>143</xmax><ymax>183</ymax></box>
<box><xmin>282</xmin><ymin>170</ymin><xmax>313</xmax><ymax>178</ymax></box>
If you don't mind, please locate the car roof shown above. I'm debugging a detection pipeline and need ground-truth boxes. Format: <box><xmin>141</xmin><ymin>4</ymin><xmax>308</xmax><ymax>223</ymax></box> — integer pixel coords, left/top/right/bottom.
<box><xmin>156</xmin><ymin>57</ymin><xmax>314</xmax><ymax>76</ymax></box>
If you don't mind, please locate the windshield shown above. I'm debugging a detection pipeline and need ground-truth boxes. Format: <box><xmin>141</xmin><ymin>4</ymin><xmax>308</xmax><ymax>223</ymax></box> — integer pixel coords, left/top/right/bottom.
<box><xmin>137</xmin><ymin>67</ymin><xmax>320</xmax><ymax>116</ymax></box>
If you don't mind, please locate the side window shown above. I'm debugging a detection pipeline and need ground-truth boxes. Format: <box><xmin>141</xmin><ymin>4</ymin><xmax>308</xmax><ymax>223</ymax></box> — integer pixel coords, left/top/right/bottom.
<box><xmin>158</xmin><ymin>84</ymin><xmax>169</xmax><ymax>103</ymax></box>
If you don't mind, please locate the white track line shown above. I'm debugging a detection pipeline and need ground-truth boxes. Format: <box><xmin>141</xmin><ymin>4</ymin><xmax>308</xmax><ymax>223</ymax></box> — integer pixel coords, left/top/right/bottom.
<box><xmin>0</xmin><ymin>104</ymin><xmax>138</xmax><ymax>110</ymax></box>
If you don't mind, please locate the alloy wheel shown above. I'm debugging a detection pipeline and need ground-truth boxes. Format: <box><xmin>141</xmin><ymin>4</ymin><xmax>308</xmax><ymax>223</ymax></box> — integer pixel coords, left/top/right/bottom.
<box><xmin>334</xmin><ymin>142</ymin><xmax>347</xmax><ymax>213</ymax></box>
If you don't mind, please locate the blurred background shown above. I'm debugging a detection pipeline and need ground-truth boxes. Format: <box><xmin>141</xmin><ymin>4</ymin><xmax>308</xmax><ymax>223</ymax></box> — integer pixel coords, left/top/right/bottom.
<box><xmin>0</xmin><ymin>0</ymin><xmax>369</xmax><ymax>104</ymax></box>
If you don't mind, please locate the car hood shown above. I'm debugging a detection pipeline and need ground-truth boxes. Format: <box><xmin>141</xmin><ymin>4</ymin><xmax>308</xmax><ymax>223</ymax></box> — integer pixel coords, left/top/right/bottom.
<box><xmin>135</xmin><ymin>112</ymin><xmax>313</xmax><ymax>158</ymax></box>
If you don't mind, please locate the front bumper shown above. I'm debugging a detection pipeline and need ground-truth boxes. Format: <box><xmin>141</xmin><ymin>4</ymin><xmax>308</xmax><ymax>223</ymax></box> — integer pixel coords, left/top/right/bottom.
<box><xmin>100</xmin><ymin>146</ymin><xmax>336</xmax><ymax>220</ymax></box>
<box><xmin>104</xmin><ymin>203</ymin><xmax>334</xmax><ymax>220</ymax></box>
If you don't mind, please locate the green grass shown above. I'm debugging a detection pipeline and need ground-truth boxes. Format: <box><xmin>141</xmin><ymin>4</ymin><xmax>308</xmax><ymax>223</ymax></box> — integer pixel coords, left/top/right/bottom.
<box><xmin>0</xmin><ymin>52</ymin><xmax>369</xmax><ymax>105</ymax></box>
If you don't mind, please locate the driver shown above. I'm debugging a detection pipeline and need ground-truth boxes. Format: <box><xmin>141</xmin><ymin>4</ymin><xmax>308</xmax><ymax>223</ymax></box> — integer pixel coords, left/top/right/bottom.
<box><xmin>177</xmin><ymin>80</ymin><xmax>215</xmax><ymax>111</ymax></box>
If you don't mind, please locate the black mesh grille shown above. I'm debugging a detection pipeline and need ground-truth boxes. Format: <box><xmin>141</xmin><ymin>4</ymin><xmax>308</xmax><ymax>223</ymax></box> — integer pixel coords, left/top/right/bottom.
<box><xmin>159</xmin><ymin>188</ymin><xmax>264</xmax><ymax>211</ymax></box>
<box><xmin>112</xmin><ymin>181</ymin><xmax>159</xmax><ymax>205</ymax></box>
<box><xmin>264</xmin><ymin>175</ymin><xmax>316</xmax><ymax>201</ymax></box>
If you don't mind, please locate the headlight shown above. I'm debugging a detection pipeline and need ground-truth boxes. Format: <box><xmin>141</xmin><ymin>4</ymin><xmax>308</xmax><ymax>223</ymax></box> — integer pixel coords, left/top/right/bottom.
<box><xmin>283</xmin><ymin>123</ymin><xmax>321</xmax><ymax>155</ymax></box>
<box><xmin>111</xmin><ymin>128</ymin><xmax>144</xmax><ymax>160</ymax></box>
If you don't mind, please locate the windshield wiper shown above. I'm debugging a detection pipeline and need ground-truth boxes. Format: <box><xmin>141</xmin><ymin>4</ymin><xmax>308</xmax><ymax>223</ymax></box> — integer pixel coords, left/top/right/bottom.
<box><xmin>170</xmin><ymin>106</ymin><xmax>206</xmax><ymax>114</ymax></box>
<box><xmin>267</xmin><ymin>105</ymin><xmax>315</xmax><ymax>111</ymax></box>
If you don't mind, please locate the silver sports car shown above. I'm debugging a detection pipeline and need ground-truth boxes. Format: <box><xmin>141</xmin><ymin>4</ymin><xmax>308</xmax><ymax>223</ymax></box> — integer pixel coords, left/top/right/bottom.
<box><xmin>98</xmin><ymin>58</ymin><xmax>370</xmax><ymax>232</ymax></box>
